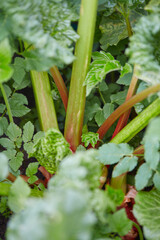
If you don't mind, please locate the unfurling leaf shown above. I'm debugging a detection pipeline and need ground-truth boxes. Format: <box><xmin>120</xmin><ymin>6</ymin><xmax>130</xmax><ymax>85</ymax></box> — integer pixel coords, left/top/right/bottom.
<box><xmin>81</xmin><ymin>132</ymin><xmax>99</xmax><ymax>147</ymax></box>
<box><xmin>30</xmin><ymin>128</ymin><xmax>71</xmax><ymax>174</ymax></box>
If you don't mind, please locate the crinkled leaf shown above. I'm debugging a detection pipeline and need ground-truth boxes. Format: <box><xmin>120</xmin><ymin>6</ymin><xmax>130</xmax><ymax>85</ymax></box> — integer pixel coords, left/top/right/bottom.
<box><xmin>134</xmin><ymin>189</ymin><xmax>160</xmax><ymax>240</ymax></box>
<box><xmin>8</xmin><ymin>176</ymin><xmax>31</xmax><ymax>213</ymax></box>
<box><xmin>81</xmin><ymin>132</ymin><xmax>99</xmax><ymax>148</ymax></box>
<box><xmin>113</xmin><ymin>156</ymin><xmax>138</xmax><ymax>177</ymax></box>
<box><xmin>84</xmin><ymin>51</ymin><xmax>129</xmax><ymax>96</ymax></box>
<box><xmin>108</xmin><ymin>209</ymin><xmax>132</xmax><ymax>236</ymax></box>
<box><xmin>127</xmin><ymin>13</ymin><xmax>160</xmax><ymax>85</ymax></box>
<box><xmin>135</xmin><ymin>163</ymin><xmax>153</xmax><ymax>190</ymax></box>
<box><xmin>7</xmin><ymin>188</ymin><xmax>95</xmax><ymax>240</ymax></box>
<box><xmin>0</xmin><ymin>153</ymin><xmax>9</xmax><ymax>180</ymax></box>
<box><xmin>100</xmin><ymin>10</ymin><xmax>143</xmax><ymax>50</ymax></box>
<box><xmin>6</xmin><ymin>123</ymin><xmax>22</xmax><ymax>142</ymax></box>
<box><xmin>22</xmin><ymin>121</ymin><xmax>34</xmax><ymax>142</ymax></box>
<box><xmin>145</xmin><ymin>0</ymin><xmax>160</xmax><ymax>12</ymax></box>
<box><xmin>98</xmin><ymin>143</ymin><xmax>134</xmax><ymax>165</ymax></box>
<box><xmin>0</xmin><ymin>38</ymin><xmax>13</xmax><ymax>83</ymax></box>
<box><xmin>49</xmin><ymin>150</ymin><xmax>102</xmax><ymax>191</ymax></box>
<box><xmin>30</xmin><ymin>128</ymin><xmax>71</xmax><ymax>174</ymax></box>
<box><xmin>9</xmin><ymin>152</ymin><xmax>24</xmax><ymax>172</ymax></box>
<box><xmin>0</xmin><ymin>0</ymin><xmax>79</xmax><ymax>71</ymax></box>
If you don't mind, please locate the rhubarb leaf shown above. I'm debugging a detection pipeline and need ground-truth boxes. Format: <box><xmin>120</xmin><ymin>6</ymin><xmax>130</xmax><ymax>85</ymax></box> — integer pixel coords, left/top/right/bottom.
<box><xmin>113</xmin><ymin>156</ymin><xmax>138</xmax><ymax>177</ymax></box>
<box><xmin>0</xmin><ymin>0</ymin><xmax>79</xmax><ymax>71</ymax></box>
<box><xmin>135</xmin><ymin>163</ymin><xmax>153</xmax><ymax>190</ymax></box>
<box><xmin>98</xmin><ymin>143</ymin><xmax>134</xmax><ymax>165</ymax></box>
<box><xmin>134</xmin><ymin>189</ymin><xmax>160</xmax><ymax>240</ymax></box>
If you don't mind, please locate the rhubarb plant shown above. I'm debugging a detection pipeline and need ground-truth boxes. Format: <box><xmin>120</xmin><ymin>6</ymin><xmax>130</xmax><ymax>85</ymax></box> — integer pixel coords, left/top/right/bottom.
<box><xmin>1</xmin><ymin>0</ymin><xmax>160</xmax><ymax>240</ymax></box>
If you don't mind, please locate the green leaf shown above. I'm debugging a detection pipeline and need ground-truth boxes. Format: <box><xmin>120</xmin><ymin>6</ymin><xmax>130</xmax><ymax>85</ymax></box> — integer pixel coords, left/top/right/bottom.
<box><xmin>108</xmin><ymin>209</ymin><xmax>132</xmax><ymax>236</ymax></box>
<box><xmin>28</xmin><ymin>175</ymin><xmax>38</xmax><ymax>184</ymax></box>
<box><xmin>153</xmin><ymin>172</ymin><xmax>160</xmax><ymax>191</ymax></box>
<box><xmin>6</xmin><ymin>123</ymin><xmax>22</xmax><ymax>142</ymax></box>
<box><xmin>103</xmin><ymin>103</ymin><xmax>114</xmax><ymax>119</ymax></box>
<box><xmin>8</xmin><ymin>176</ymin><xmax>31</xmax><ymax>213</ymax></box>
<box><xmin>98</xmin><ymin>143</ymin><xmax>134</xmax><ymax>165</ymax></box>
<box><xmin>26</xmin><ymin>162</ymin><xmax>39</xmax><ymax>177</ymax></box>
<box><xmin>120</xmin><ymin>63</ymin><xmax>132</xmax><ymax>78</ymax></box>
<box><xmin>3</xmin><ymin>149</ymin><xmax>16</xmax><ymax>160</ymax></box>
<box><xmin>30</xmin><ymin>128</ymin><xmax>71</xmax><ymax>174</ymax></box>
<box><xmin>81</xmin><ymin>132</ymin><xmax>99</xmax><ymax>148</ymax></box>
<box><xmin>9</xmin><ymin>93</ymin><xmax>30</xmax><ymax>117</ymax></box>
<box><xmin>0</xmin><ymin>153</ymin><xmax>9</xmax><ymax>180</ymax></box>
<box><xmin>23</xmin><ymin>142</ymin><xmax>34</xmax><ymax>154</ymax></box>
<box><xmin>22</xmin><ymin>121</ymin><xmax>34</xmax><ymax>142</ymax></box>
<box><xmin>117</xmin><ymin>72</ymin><xmax>132</xmax><ymax>86</ymax></box>
<box><xmin>110</xmin><ymin>89</ymin><xmax>128</xmax><ymax>105</ymax></box>
<box><xmin>9</xmin><ymin>152</ymin><xmax>24</xmax><ymax>172</ymax></box>
<box><xmin>12</xmin><ymin>58</ymin><xmax>26</xmax><ymax>84</ymax></box>
<box><xmin>113</xmin><ymin>156</ymin><xmax>138</xmax><ymax>177</ymax></box>
<box><xmin>84</xmin><ymin>51</ymin><xmax>122</xmax><ymax>96</ymax></box>
<box><xmin>0</xmin><ymin>38</ymin><xmax>13</xmax><ymax>83</ymax></box>
<box><xmin>143</xmin><ymin>117</ymin><xmax>160</xmax><ymax>170</ymax></box>
<box><xmin>134</xmin><ymin>189</ymin><xmax>160</xmax><ymax>240</ymax></box>
<box><xmin>135</xmin><ymin>163</ymin><xmax>153</xmax><ymax>190</ymax></box>
<box><xmin>0</xmin><ymin>138</ymin><xmax>15</xmax><ymax>149</ymax></box>
<box><xmin>95</xmin><ymin>109</ymin><xmax>106</xmax><ymax>126</ymax></box>
<box><xmin>0</xmin><ymin>117</ymin><xmax>8</xmax><ymax>136</ymax></box>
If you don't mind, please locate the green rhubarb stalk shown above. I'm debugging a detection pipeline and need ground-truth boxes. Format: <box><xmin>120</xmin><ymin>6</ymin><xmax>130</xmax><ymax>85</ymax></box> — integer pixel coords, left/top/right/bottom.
<box><xmin>64</xmin><ymin>0</ymin><xmax>98</xmax><ymax>151</ymax></box>
<box><xmin>111</xmin><ymin>98</ymin><xmax>160</xmax><ymax>144</ymax></box>
<box><xmin>50</xmin><ymin>66</ymin><xmax>68</xmax><ymax>111</ymax></box>
<box><xmin>0</xmin><ymin>83</ymin><xmax>13</xmax><ymax>123</ymax></box>
<box><xmin>30</xmin><ymin>71</ymin><xmax>58</xmax><ymax>131</ymax></box>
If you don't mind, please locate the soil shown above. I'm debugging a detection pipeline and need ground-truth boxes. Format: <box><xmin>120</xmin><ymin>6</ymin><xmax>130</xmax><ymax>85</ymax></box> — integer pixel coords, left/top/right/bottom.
<box><xmin>0</xmin><ymin>214</ymin><xmax>8</xmax><ymax>240</ymax></box>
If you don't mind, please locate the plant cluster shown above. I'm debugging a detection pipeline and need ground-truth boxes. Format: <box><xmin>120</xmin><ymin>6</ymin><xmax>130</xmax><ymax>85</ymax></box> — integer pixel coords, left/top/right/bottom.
<box><xmin>0</xmin><ymin>0</ymin><xmax>160</xmax><ymax>240</ymax></box>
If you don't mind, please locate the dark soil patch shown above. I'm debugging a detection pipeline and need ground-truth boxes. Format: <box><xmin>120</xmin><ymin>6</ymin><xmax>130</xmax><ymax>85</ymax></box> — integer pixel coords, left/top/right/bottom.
<box><xmin>0</xmin><ymin>214</ymin><xmax>8</xmax><ymax>240</ymax></box>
